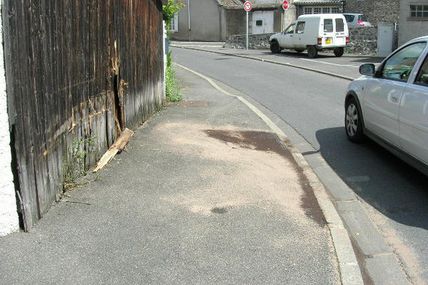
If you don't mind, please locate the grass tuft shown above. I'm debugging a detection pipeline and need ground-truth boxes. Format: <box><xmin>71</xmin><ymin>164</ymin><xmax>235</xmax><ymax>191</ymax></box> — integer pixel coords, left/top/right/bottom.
<box><xmin>166</xmin><ymin>52</ymin><xmax>182</xmax><ymax>102</ymax></box>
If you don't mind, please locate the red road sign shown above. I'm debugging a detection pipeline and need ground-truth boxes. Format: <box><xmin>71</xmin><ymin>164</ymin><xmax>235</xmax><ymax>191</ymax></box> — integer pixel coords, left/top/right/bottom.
<box><xmin>282</xmin><ymin>0</ymin><xmax>289</xmax><ymax>10</ymax></box>
<box><xmin>244</xmin><ymin>1</ymin><xmax>252</xmax><ymax>12</ymax></box>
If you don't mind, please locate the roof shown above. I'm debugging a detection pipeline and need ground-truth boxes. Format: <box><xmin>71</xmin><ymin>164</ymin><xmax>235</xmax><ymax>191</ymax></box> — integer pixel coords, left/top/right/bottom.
<box><xmin>217</xmin><ymin>0</ymin><xmax>282</xmax><ymax>10</ymax></box>
<box><xmin>293</xmin><ymin>0</ymin><xmax>343</xmax><ymax>5</ymax></box>
<box><xmin>217</xmin><ymin>0</ymin><xmax>242</xmax><ymax>9</ymax></box>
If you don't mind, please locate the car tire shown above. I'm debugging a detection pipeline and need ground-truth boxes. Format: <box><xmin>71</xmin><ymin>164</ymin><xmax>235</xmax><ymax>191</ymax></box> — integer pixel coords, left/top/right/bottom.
<box><xmin>270</xmin><ymin>41</ymin><xmax>281</xmax><ymax>54</ymax></box>
<box><xmin>334</xmin><ymin>47</ymin><xmax>344</xmax><ymax>57</ymax></box>
<box><xmin>307</xmin><ymin>46</ymin><xmax>318</xmax><ymax>58</ymax></box>
<box><xmin>345</xmin><ymin>97</ymin><xmax>365</xmax><ymax>143</ymax></box>
<box><xmin>295</xmin><ymin>49</ymin><xmax>304</xmax><ymax>53</ymax></box>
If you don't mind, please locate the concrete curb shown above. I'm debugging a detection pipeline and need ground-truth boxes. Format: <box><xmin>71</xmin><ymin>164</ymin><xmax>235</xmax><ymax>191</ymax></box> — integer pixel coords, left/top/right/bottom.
<box><xmin>172</xmin><ymin>45</ymin><xmax>355</xmax><ymax>82</ymax></box>
<box><xmin>176</xmin><ymin>63</ymin><xmax>364</xmax><ymax>285</ymax></box>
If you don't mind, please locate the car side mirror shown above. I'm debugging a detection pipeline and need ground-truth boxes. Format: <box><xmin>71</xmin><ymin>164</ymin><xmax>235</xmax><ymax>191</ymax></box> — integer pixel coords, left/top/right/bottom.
<box><xmin>359</xmin><ymin>64</ymin><xmax>375</xmax><ymax>76</ymax></box>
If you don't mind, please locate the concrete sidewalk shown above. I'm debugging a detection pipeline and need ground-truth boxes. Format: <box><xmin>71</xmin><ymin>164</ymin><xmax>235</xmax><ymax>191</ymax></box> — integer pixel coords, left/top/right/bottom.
<box><xmin>1</xmin><ymin>67</ymin><xmax>356</xmax><ymax>284</ymax></box>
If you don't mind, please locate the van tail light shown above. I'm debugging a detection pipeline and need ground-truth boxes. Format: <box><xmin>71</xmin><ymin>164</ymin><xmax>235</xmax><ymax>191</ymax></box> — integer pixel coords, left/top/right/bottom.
<box><xmin>317</xmin><ymin>37</ymin><xmax>322</xmax><ymax>45</ymax></box>
<box><xmin>346</xmin><ymin>36</ymin><xmax>350</xmax><ymax>44</ymax></box>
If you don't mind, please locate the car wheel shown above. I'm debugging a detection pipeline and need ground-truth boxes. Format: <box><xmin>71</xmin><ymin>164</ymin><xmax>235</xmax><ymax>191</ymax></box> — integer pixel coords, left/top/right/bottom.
<box><xmin>345</xmin><ymin>97</ymin><xmax>365</xmax><ymax>143</ymax></box>
<box><xmin>334</xmin><ymin>47</ymin><xmax>344</xmax><ymax>57</ymax></box>
<box><xmin>270</xmin><ymin>41</ymin><xmax>281</xmax><ymax>54</ymax></box>
<box><xmin>307</xmin><ymin>46</ymin><xmax>318</xmax><ymax>58</ymax></box>
<box><xmin>295</xmin><ymin>49</ymin><xmax>304</xmax><ymax>53</ymax></box>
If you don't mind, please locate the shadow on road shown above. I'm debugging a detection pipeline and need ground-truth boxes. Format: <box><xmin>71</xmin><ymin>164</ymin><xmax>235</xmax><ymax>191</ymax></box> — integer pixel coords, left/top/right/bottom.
<box><xmin>260</xmin><ymin>50</ymin><xmax>334</xmax><ymax>59</ymax></box>
<box><xmin>316</xmin><ymin>127</ymin><xmax>428</xmax><ymax>230</ymax></box>
<box><xmin>348</xmin><ymin>57</ymin><xmax>384</xmax><ymax>64</ymax></box>
<box><xmin>260</xmin><ymin>50</ymin><xmax>384</xmax><ymax>64</ymax></box>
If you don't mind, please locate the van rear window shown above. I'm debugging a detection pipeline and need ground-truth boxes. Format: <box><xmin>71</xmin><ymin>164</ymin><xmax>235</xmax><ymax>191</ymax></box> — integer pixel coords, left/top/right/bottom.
<box><xmin>324</xmin><ymin>19</ymin><xmax>333</xmax><ymax>32</ymax></box>
<box><xmin>335</xmin><ymin>19</ymin><xmax>345</xmax><ymax>32</ymax></box>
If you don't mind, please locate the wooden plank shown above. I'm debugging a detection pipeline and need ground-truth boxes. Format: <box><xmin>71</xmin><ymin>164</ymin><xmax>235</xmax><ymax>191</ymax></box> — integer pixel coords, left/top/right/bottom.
<box><xmin>93</xmin><ymin>128</ymin><xmax>134</xmax><ymax>172</ymax></box>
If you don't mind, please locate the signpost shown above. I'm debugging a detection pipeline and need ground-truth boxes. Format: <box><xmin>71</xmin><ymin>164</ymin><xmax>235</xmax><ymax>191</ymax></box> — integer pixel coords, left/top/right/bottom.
<box><xmin>282</xmin><ymin>0</ymin><xmax>289</xmax><ymax>31</ymax></box>
<box><xmin>243</xmin><ymin>1</ymin><xmax>252</xmax><ymax>50</ymax></box>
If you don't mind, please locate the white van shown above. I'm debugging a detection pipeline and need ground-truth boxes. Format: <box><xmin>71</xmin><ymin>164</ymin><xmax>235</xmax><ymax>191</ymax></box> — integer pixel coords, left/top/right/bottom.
<box><xmin>269</xmin><ymin>14</ymin><xmax>349</xmax><ymax>58</ymax></box>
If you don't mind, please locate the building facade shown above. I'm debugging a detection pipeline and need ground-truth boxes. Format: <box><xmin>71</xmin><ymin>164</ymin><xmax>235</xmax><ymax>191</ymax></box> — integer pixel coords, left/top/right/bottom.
<box><xmin>0</xmin><ymin>14</ymin><xmax>19</xmax><ymax>236</ymax></box>
<box><xmin>399</xmin><ymin>0</ymin><xmax>428</xmax><ymax>45</ymax></box>
<box><xmin>171</xmin><ymin>0</ymin><xmax>284</xmax><ymax>41</ymax></box>
<box><xmin>283</xmin><ymin>0</ymin><xmax>344</xmax><ymax>29</ymax></box>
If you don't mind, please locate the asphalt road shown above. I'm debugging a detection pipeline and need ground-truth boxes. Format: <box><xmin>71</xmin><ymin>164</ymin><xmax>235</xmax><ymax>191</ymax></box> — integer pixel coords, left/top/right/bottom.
<box><xmin>173</xmin><ymin>48</ymin><xmax>428</xmax><ymax>283</ymax></box>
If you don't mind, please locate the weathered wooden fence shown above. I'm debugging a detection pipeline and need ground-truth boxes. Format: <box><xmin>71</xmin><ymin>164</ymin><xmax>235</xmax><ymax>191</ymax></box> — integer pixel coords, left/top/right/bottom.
<box><xmin>3</xmin><ymin>0</ymin><xmax>165</xmax><ymax>231</ymax></box>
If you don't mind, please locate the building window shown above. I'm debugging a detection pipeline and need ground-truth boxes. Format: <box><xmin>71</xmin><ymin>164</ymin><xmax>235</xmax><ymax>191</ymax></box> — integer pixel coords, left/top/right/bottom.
<box><xmin>170</xmin><ymin>13</ymin><xmax>179</xmax><ymax>32</ymax></box>
<box><xmin>256</xmin><ymin>20</ymin><xmax>263</xmax><ymax>26</ymax></box>
<box><xmin>410</xmin><ymin>5</ymin><xmax>428</xmax><ymax>18</ymax></box>
<box><xmin>303</xmin><ymin>6</ymin><xmax>339</xmax><ymax>15</ymax></box>
<box><xmin>304</xmin><ymin>7</ymin><xmax>312</xmax><ymax>14</ymax></box>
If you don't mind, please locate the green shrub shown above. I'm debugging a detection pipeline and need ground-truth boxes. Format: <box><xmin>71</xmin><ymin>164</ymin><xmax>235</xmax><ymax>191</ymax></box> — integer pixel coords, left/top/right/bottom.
<box><xmin>165</xmin><ymin>52</ymin><xmax>181</xmax><ymax>102</ymax></box>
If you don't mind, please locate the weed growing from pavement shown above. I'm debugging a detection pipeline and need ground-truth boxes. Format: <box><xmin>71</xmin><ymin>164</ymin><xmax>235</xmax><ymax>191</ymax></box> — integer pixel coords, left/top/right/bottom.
<box><xmin>166</xmin><ymin>52</ymin><xmax>182</xmax><ymax>102</ymax></box>
<box><xmin>63</xmin><ymin>136</ymin><xmax>96</xmax><ymax>191</ymax></box>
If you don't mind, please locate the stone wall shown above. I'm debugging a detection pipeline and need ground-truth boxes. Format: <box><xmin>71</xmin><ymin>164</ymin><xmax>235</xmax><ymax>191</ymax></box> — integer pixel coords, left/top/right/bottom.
<box><xmin>345</xmin><ymin>0</ymin><xmax>399</xmax><ymax>26</ymax></box>
<box><xmin>225</xmin><ymin>10</ymin><xmax>247</xmax><ymax>37</ymax></box>
<box><xmin>0</xmin><ymin>14</ymin><xmax>19</xmax><ymax>237</ymax></box>
<box><xmin>224</xmin><ymin>33</ymin><xmax>274</xmax><ymax>49</ymax></box>
<box><xmin>346</xmin><ymin>27</ymin><xmax>378</xmax><ymax>55</ymax></box>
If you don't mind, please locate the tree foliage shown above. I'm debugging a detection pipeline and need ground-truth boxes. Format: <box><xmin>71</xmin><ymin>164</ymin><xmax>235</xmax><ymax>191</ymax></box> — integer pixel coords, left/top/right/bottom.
<box><xmin>163</xmin><ymin>0</ymin><xmax>185</xmax><ymax>29</ymax></box>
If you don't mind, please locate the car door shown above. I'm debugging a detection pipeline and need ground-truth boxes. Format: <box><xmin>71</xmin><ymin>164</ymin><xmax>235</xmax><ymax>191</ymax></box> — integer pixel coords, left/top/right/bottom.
<box><xmin>399</xmin><ymin>47</ymin><xmax>428</xmax><ymax>164</ymax></box>
<box><xmin>333</xmin><ymin>18</ymin><xmax>347</xmax><ymax>46</ymax></box>
<box><xmin>363</xmin><ymin>42</ymin><xmax>427</xmax><ymax>147</ymax></box>
<box><xmin>322</xmin><ymin>18</ymin><xmax>334</xmax><ymax>47</ymax></box>
<box><xmin>293</xmin><ymin>21</ymin><xmax>306</xmax><ymax>49</ymax></box>
<box><xmin>279</xmin><ymin>24</ymin><xmax>296</xmax><ymax>48</ymax></box>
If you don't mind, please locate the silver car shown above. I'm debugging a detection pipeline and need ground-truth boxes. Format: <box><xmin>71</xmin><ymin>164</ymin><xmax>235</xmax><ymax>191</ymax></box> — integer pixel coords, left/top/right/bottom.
<box><xmin>345</xmin><ymin>36</ymin><xmax>428</xmax><ymax>175</ymax></box>
<box><xmin>343</xmin><ymin>13</ymin><xmax>372</xmax><ymax>28</ymax></box>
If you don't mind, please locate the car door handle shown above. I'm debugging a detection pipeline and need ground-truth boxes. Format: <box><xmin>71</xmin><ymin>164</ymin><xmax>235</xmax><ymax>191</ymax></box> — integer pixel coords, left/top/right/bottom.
<box><xmin>391</xmin><ymin>95</ymin><xmax>400</xmax><ymax>103</ymax></box>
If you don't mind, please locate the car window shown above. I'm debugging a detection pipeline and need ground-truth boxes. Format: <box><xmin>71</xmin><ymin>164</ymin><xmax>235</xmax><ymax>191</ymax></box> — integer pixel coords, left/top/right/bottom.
<box><xmin>295</xmin><ymin>22</ymin><xmax>305</xmax><ymax>34</ymax></box>
<box><xmin>324</xmin><ymin>19</ymin><xmax>333</xmax><ymax>32</ymax></box>
<box><xmin>381</xmin><ymin>42</ymin><xmax>427</xmax><ymax>82</ymax></box>
<box><xmin>344</xmin><ymin>15</ymin><xmax>354</xmax><ymax>23</ymax></box>
<box><xmin>335</xmin><ymin>18</ymin><xmax>345</xmax><ymax>32</ymax></box>
<box><xmin>284</xmin><ymin>24</ymin><xmax>295</xmax><ymax>34</ymax></box>
<box><xmin>415</xmin><ymin>54</ymin><xmax>428</xmax><ymax>86</ymax></box>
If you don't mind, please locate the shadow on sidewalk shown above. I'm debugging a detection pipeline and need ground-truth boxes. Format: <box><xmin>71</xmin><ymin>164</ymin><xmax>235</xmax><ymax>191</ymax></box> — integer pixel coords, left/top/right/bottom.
<box><xmin>316</xmin><ymin>127</ymin><xmax>428</xmax><ymax>230</ymax></box>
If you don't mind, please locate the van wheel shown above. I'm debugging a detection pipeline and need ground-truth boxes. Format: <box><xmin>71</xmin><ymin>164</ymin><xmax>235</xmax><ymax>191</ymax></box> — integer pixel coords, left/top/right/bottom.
<box><xmin>270</xmin><ymin>41</ymin><xmax>281</xmax><ymax>54</ymax></box>
<box><xmin>334</xmin><ymin>47</ymin><xmax>344</xmax><ymax>57</ymax></box>
<box><xmin>295</xmin><ymin>49</ymin><xmax>304</xmax><ymax>53</ymax></box>
<box><xmin>307</xmin><ymin>46</ymin><xmax>318</xmax><ymax>58</ymax></box>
